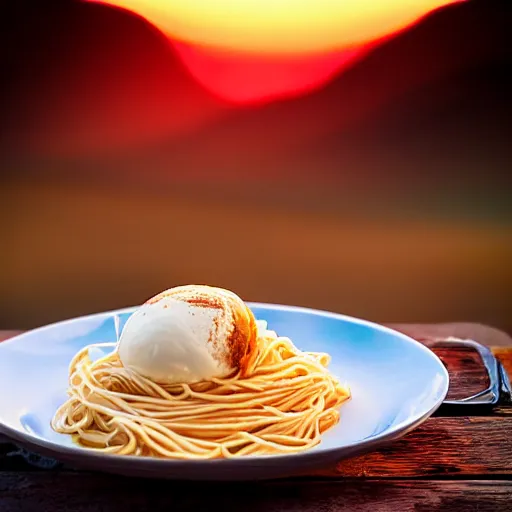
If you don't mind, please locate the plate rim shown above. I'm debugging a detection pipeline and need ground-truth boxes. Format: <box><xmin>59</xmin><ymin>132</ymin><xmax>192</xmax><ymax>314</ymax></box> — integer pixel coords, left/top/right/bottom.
<box><xmin>0</xmin><ymin>303</ymin><xmax>450</xmax><ymax>469</ymax></box>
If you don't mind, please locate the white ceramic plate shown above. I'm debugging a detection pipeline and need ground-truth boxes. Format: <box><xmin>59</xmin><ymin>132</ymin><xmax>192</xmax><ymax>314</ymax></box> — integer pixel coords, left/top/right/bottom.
<box><xmin>0</xmin><ymin>304</ymin><xmax>449</xmax><ymax>480</ymax></box>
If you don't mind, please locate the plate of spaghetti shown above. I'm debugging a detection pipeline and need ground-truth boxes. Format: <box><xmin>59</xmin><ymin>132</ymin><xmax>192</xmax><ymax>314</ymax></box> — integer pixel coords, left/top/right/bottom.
<box><xmin>0</xmin><ymin>285</ymin><xmax>449</xmax><ymax>480</ymax></box>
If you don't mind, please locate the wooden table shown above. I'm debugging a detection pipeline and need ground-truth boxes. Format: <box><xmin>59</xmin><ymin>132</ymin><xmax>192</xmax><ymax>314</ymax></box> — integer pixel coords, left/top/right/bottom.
<box><xmin>1</xmin><ymin>324</ymin><xmax>511</xmax><ymax>511</ymax></box>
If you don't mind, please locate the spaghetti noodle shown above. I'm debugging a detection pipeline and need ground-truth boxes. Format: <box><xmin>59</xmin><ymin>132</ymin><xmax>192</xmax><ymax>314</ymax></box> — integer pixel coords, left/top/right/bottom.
<box><xmin>51</xmin><ymin>327</ymin><xmax>350</xmax><ymax>459</ymax></box>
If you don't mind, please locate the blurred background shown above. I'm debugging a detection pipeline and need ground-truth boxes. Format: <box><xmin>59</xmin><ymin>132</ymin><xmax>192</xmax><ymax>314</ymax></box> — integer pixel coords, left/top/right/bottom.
<box><xmin>0</xmin><ymin>0</ymin><xmax>510</xmax><ymax>332</ymax></box>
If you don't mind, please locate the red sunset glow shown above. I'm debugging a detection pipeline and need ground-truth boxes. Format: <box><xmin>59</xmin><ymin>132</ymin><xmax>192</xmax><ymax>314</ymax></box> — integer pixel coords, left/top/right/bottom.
<box><xmin>87</xmin><ymin>0</ymin><xmax>463</xmax><ymax>103</ymax></box>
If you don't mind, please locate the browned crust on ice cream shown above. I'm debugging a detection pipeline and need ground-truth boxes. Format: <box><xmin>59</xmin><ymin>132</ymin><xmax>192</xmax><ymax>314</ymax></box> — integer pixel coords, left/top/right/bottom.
<box><xmin>145</xmin><ymin>285</ymin><xmax>257</xmax><ymax>376</ymax></box>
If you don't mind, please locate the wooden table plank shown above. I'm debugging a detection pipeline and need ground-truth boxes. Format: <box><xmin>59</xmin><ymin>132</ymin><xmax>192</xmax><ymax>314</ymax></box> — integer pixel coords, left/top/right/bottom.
<box><xmin>324</xmin><ymin>417</ymin><xmax>512</xmax><ymax>478</ymax></box>
<box><xmin>1</xmin><ymin>417</ymin><xmax>511</xmax><ymax>476</ymax></box>
<box><xmin>0</xmin><ymin>331</ymin><xmax>21</xmax><ymax>342</ymax></box>
<box><xmin>391</xmin><ymin>323</ymin><xmax>512</xmax><ymax>348</ymax></box>
<box><xmin>0</xmin><ymin>474</ymin><xmax>510</xmax><ymax>512</ymax></box>
<box><xmin>493</xmin><ymin>348</ymin><xmax>512</xmax><ymax>378</ymax></box>
<box><xmin>434</xmin><ymin>346</ymin><xmax>490</xmax><ymax>401</ymax></box>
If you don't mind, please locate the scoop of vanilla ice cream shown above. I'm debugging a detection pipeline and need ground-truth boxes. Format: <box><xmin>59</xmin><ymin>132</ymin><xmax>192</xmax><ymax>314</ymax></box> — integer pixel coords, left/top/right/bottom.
<box><xmin>117</xmin><ymin>285</ymin><xmax>258</xmax><ymax>384</ymax></box>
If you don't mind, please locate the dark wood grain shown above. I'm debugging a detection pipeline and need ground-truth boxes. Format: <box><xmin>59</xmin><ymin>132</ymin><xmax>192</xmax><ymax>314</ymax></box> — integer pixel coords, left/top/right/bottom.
<box><xmin>434</xmin><ymin>346</ymin><xmax>490</xmax><ymax>401</ymax></box>
<box><xmin>0</xmin><ymin>331</ymin><xmax>21</xmax><ymax>342</ymax></box>
<box><xmin>0</xmin><ymin>473</ymin><xmax>510</xmax><ymax>512</ymax></box>
<box><xmin>1</xmin><ymin>417</ymin><xmax>511</xmax><ymax>476</ymax></box>
<box><xmin>324</xmin><ymin>417</ymin><xmax>512</xmax><ymax>478</ymax></box>
<box><xmin>493</xmin><ymin>348</ymin><xmax>512</xmax><ymax>379</ymax></box>
<box><xmin>391</xmin><ymin>323</ymin><xmax>512</xmax><ymax>348</ymax></box>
